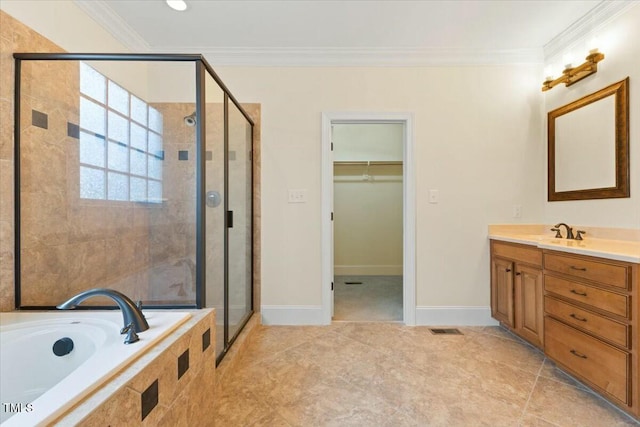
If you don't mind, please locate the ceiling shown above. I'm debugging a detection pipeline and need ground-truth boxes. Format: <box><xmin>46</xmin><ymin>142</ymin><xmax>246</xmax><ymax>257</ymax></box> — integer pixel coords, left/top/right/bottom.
<box><xmin>77</xmin><ymin>0</ymin><xmax>609</xmax><ymax>65</ymax></box>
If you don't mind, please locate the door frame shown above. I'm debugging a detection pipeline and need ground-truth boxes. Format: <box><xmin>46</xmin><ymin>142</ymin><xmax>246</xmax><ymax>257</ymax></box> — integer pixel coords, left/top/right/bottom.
<box><xmin>321</xmin><ymin>112</ymin><xmax>416</xmax><ymax>325</ymax></box>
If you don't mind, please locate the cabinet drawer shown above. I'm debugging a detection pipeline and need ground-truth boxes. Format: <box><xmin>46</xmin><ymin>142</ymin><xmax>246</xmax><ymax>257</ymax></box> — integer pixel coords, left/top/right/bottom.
<box><xmin>492</xmin><ymin>241</ymin><xmax>542</xmax><ymax>267</ymax></box>
<box><xmin>544</xmin><ymin>296</ymin><xmax>629</xmax><ymax>348</ymax></box>
<box><xmin>544</xmin><ymin>253</ymin><xmax>628</xmax><ymax>289</ymax></box>
<box><xmin>545</xmin><ymin>317</ymin><xmax>629</xmax><ymax>405</ymax></box>
<box><xmin>544</xmin><ymin>275</ymin><xmax>628</xmax><ymax>318</ymax></box>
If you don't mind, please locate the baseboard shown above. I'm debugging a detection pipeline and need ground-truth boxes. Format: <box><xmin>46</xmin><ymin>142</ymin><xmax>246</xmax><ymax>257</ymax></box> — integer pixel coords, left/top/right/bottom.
<box><xmin>261</xmin><ymin>305</ymin><xmax>326</xmax><ymax>325</ymax></box>
<box><xmin>415</xmin><ymin>306</ymin><xmax>499</xmax><ymax>326</ymax></box>
<box><xmin>334</xmin><ymin>265</ymin><xmax>403</xmax><ymax>276</ymax></box>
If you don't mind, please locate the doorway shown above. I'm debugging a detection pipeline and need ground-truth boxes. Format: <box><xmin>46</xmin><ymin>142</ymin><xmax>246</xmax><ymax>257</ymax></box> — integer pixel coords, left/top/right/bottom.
<box><xmin>321</xmin><ymin>113</ymin><xmax>416</xmax><ymax>325</ymax></box>
<box><xmin>332</xmin><ymin>123</ymin><xmax>403</xmax><ymax>321</ymax></box>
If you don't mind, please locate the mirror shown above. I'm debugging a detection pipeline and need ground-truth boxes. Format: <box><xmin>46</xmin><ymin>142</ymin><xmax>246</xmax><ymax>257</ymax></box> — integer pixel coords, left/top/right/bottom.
<box><xmin>548</xmin><ymin>77</ymin><xmax>629</xmax><ymax>201</ymax></box>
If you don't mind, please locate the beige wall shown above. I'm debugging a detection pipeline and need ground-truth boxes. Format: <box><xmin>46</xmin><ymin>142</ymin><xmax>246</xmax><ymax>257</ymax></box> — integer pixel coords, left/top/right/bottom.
<box><xmin>334</xmin><ymin>165</ymin><xmax>403</xmax><ymax>276</ymax></box>
<box><xmin>215</xmin><ymin>64</ymin><xmax>545</xmax><ymax>308</ymax></box>
<box><xmin>543</xmin><ymin>3</ymin><xmax>640</xmax><ymax>230</ymax></box>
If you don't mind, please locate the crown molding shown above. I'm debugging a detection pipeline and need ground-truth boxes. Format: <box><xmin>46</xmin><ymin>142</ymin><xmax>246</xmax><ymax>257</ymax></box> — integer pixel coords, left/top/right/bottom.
<box><xmin>151</xmin><ymin>46</ymin><xmax>543</xmax><ymax>67</ymax></box>
<box><xmin>74</xmin><ymin>0</ymin><xmax>150</xmax><ymax>52</ymax></box>
<box><xmin>543</xmin><ymin>0</ymin><xmax>636</xmax><ymax>62</ymax></box>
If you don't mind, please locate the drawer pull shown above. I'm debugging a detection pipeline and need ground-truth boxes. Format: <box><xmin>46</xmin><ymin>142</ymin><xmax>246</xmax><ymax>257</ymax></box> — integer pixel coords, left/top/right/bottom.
<box><xmin>570</xmin><ymin>289</ymin><xmax>587</xmax><ymax>297</ymax></box>
<box><xmin>569</xmin><ymin>313</ymin><xmax>588</xmax><ymax>322</ymax></box>
<box><xmin>570</xmin><ymin>266</ymin><xmax>587</xmax><ymax>272</ymax></box>
<box><xmin>570</xmin><ymin>349</ymin><xmax>588</xmax><ymax>359</ymax></box>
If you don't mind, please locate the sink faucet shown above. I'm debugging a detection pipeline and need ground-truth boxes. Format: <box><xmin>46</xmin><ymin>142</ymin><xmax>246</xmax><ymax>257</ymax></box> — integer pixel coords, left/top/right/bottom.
<box><xmin>553</xmin><ymin>223</ymin><xmax>575</xmax><ymax>240</ymax></box>
<box><xmin>57</xmin><ymin>288</ymin><xmax>149</xmax><ymax>333</ymax></box>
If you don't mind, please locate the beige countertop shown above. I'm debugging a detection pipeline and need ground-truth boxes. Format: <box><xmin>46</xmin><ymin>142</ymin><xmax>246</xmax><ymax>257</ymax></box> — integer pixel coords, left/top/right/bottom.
<box><xmin>489</xmin><ymin>224</ymin><xmax>640</xmax><ymax>263</ymax></box>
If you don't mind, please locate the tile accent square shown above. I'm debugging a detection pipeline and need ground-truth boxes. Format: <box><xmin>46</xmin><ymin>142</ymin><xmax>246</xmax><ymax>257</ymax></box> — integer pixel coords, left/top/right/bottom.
<box><xmin>228</xmin><ymin>150</ymin><xmax>236</xmax><ymax>161</ymax></box>
<box><xmin>206</xmin><ymin>150</ymin><xmax>212</xmax><ymax>161</ymax></box>
<box><xmin>178</xmin><ymin>150</ymin><xmax>188</xmax><ymax>161</ymax></box>
<box><xmin>202</xmin><ymin>328</ymin><xmax>211</xmax><ymax>352</ymax></box>
<box><xmin>32</xmin><ymin>109</ymin><xmax>48</xmax><ymax>129</ymax></box>
<box><xmin>141</xmin><ymin>379</ymin><xmax>159</xmax><ymax>421</ymax></box>
<box><xmin>67</xmin><ymin>122</ymin><xmax>80</xmax><ymax>139</ymax></box>
<box><xmin>178</xmin><ymin>349</ymin><xmax>189</xmax><ymax>379</ymax></box>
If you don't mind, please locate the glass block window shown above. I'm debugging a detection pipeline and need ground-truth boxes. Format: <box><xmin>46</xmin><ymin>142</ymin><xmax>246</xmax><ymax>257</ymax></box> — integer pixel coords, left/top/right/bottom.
<box><xmin>79</xmin><ymin>62</ymin><xmax>163</xmax><ymax>202</ymax></box>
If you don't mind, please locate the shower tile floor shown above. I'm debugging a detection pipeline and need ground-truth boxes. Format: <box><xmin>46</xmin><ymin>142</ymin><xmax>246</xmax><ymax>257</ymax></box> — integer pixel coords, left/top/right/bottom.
<box><xmin>334</xmin><ymin>275</ymin><xmax>403</xmax><ymax>322</ymax></box>
<box><xmin>212</xmin><ymin>323</ymin><xmax>638</xmax><ymax>426</ymax></box>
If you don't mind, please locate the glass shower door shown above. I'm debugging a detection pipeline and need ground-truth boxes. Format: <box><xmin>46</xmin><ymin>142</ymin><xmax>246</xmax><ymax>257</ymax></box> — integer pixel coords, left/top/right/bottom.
<box><xmin>227</xmin><ymin>102</ymin><xmax>253</xmax><ymax>341</ymax></box>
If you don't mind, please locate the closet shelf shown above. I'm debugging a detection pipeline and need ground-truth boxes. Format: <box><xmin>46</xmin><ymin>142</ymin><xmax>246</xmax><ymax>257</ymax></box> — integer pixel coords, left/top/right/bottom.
<box><xmin>334</xmin><ymin>161</ymin><xmax>403</xmax><ymax>166</ymax></box>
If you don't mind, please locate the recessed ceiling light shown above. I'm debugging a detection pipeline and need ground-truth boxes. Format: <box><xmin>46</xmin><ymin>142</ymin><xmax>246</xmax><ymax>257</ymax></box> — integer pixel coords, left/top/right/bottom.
<box><xmin>166</xmin><ymin>0</ymin><xmax>187</xmax><ymax>11</ymax></box>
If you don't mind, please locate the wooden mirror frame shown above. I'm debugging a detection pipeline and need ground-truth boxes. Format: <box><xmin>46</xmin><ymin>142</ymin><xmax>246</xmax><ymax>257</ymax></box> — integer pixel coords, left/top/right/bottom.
<box><xmin>548</xmin><ymin>77</ymin><xmax>629</xmax><ymax>201</ymax></box>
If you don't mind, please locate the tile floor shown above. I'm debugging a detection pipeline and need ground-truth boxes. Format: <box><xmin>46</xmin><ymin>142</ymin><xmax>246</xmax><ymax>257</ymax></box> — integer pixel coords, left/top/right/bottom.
<box><xmin>334</xmin><ymin>276</ymin><xmax>403</xmax><ymax>321</ymax></box>
<box><xmin>213</xmin><ymin>322</ymin><xmax>639</xmax><ymax>426</ymax></box>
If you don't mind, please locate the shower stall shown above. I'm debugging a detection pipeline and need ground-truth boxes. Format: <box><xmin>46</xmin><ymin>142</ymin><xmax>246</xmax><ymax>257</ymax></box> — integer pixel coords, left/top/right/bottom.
<box><xmin>13</xmin><ymin>53</ymin><xmax>254</xmax><ymax>363</ymax></box>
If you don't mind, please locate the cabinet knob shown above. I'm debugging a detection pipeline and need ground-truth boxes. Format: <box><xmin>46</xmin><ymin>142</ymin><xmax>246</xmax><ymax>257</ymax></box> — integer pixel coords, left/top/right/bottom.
<box><xmin>505</xmin><ymin>268</ymin><xmax>511</xmax><ymax>272</ymax></box>
<box><xmin>515</xmin><ymin>272</ymin><xmax>521</xmax><ymax>276</ymax></box>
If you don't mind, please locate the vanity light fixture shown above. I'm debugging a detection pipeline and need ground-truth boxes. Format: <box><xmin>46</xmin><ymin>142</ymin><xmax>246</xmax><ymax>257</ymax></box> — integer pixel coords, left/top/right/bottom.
<box><xmin>541</xmin><ymin>50</ymin><xmax>605</xmax><ymax>91</ymax></box>
<box><xmin>166</xmin><ymin>0</ymin><xmax>187</xmax><ymax>11</ymax></box>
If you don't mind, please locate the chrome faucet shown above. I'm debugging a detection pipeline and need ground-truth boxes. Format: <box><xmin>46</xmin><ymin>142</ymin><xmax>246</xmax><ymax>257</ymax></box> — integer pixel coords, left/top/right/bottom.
<box><xmin>57</xmin><ymin>288</ymin><xmax>149</xmax><ymax>333</ymax></box>
<box><xmin>553</xmin><ymin>223</ymin><xmax>575</xmax><ymax>240</ymax></box>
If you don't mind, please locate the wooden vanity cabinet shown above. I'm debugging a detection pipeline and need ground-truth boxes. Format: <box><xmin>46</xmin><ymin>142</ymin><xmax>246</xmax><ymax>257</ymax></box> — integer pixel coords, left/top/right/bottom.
<box><xmin>490</xmin><ymin>241</ymin><xmax>544</xmax><ymax>348</ymax></box>
<box><xmin>543</xmin><ymin>250</ymin><xmax>639</xmax><ymax>417</ymax></box>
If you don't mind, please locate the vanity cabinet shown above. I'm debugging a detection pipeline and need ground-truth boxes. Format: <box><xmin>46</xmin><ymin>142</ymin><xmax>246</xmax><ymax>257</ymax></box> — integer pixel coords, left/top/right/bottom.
<box><xmin>543</xmin><ymin>250</ymin><xmax>639</xmax><ymax>416</ymax></box>
<box><xmin>490</xmin><ymin>241</ymin><xmax>544</xmax><ymax>348</ymax></box>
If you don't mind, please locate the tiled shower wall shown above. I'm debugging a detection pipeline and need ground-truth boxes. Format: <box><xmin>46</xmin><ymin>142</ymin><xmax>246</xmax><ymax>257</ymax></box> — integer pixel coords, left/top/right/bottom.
<box><xmin>0</xmin><ymin>10</ymin><xmax>261</xmax><ymax>312</ymax></box>
<box><xmin>0</xmin><ymin>10</ymin><xmax>66</xmax><ymax>310</ymax></box>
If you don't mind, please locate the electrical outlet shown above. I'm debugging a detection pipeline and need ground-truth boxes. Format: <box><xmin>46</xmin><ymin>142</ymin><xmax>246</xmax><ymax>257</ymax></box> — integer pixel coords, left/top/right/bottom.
<box><xmin>512</xmin><ymin>205</ymin><xmax>522</xmax><ymax>218</ymax></box>
<box><xmin>288</xmin><ymin>189</ymin><xmax>307</xmax><ymax>203</ymax></box>
<box><xmin>428</xmin><ymin>189</ymin><xmax>439</xmax><ymax>204</ymax></box>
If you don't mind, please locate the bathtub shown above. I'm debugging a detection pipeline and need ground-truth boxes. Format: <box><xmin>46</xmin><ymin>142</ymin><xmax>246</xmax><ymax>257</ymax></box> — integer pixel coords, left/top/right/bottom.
<box><xmin>0</xmin><ymin>310</ymin><xmax>191</xmax><ymax>426</ymax></box>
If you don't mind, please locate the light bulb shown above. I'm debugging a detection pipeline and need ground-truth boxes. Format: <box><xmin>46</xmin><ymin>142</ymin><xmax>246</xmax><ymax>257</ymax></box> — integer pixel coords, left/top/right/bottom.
<box><xmin>544</xmin><ymin>65</ymin><xmax>554</xmax><ymax>81</ymax></box>
<box><xmin>588</xmin><ymin>35</ymin><xmax>600</xmax><ymax>54</ymax></box>
<box><xmin>562</xmin><ymin>53</ymin><xmax>574</xmax><ymax>70</ymax></box>
<box><xmin>166</xmin><ymin>0</ymin><xmax>187</xmax><ymax>11</ymax></box>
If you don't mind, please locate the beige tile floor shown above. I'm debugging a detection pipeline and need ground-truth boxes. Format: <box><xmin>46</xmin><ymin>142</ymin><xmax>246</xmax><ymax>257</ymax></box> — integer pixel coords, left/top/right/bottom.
<box><xmin>213</xmin><ymin>323</ymin><xmax>639</xmax><ymax>426</ymax></box>
<box><xmin>334</xmin><ymin>276</ymin><xmax>403</xmax><ymax>322</ymax></box>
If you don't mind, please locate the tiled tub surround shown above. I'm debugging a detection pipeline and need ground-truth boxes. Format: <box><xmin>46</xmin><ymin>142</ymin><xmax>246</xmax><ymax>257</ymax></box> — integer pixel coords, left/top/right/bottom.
<box><xmin>0</xmin><ymin>310</ymin><xmax>191</xmax><ymax>426</ymax></box>
<box><xmin>489</xmin><ymin>224</ymin><xmax>640</xmax><ymax>419</ymax></box>
<box><xmin>50</xmin><ymin>309</ymin><xmax>216</xmax><ymax>426</ymax></box>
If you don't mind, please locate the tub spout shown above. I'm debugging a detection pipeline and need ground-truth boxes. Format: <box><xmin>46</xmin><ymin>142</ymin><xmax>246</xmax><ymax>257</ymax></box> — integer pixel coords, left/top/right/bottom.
<box><xmin>57</xmin><ymin>288</ymin><xmax>149</xmax><ymax>333</ymax></box>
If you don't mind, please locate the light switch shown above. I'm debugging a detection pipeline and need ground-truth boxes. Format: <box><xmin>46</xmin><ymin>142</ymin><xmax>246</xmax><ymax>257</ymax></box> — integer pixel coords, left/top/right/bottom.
<box><xmin>288</xmin><ymin>189</ymin><xmax>307</xmax><ymax>203</ymax></box>
<box><xmin>428</xmin><ymin>189</ymin><xmax>439</xmax><ymax>204</ymax></box>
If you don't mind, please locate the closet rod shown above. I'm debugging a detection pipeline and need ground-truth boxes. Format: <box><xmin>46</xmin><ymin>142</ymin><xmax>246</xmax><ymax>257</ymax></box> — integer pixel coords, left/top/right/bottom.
<box><xmin>333</xmin><ymin>161</ymin><xmax>403</xmax><ymax>166</ymax></box>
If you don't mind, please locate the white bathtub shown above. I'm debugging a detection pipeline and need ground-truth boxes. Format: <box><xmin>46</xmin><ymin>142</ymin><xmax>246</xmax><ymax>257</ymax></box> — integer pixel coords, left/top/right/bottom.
<box><xmin>0</xmin><ymin>310</ymin><xmax>191</xmax><ymax>426</ymax></box>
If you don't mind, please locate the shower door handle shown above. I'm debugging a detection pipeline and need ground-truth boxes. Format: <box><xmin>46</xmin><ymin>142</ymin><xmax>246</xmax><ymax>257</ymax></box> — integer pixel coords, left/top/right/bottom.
<box><xmin>227</xmin><ymin>210</ymin><xmax>234</xmax><ymax>228</ymax></box>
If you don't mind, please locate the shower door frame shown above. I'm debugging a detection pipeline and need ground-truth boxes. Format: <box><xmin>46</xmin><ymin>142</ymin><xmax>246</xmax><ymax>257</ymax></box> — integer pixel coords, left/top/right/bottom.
<box><xmin>12</xmin><ymin>53</ymin><xmax>254</xmax><ymax>363</ymax></box>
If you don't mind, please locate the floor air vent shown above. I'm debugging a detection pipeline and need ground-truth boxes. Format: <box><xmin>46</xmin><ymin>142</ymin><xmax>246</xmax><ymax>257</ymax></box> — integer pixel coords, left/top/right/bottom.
<box><xmin>429</xmin><ymin>328</ymin><xmax>463</xmax><ymax>335</ymax></box>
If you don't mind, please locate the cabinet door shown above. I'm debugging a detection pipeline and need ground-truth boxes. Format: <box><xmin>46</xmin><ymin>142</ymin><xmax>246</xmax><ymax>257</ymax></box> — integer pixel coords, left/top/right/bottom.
<box><xmin>515</xmin><ymin>265</ymin><xmax>543</xmax><ymax>348</ymax></box>
<box><xmin>491</xmin><ymin>257</ymin><xmax>514</xmax><ymax>327</ymax></box>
